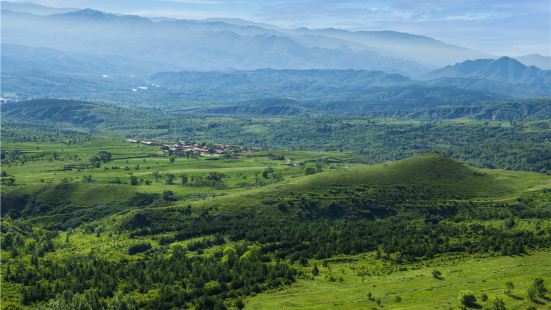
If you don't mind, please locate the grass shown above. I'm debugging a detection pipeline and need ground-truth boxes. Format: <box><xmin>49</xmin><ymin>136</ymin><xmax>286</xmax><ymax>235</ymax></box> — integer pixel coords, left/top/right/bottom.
<box><xmin>247</xmin><ymin>251</ymin><xmax>551</xmax><ymax>310</ymax></box>
<box><xmin>2</xmin><ymin>137</ymin><xmax>551</xmax><ymax>309</ymax></box>
<box><xmin>189</xmin><ymin>153</ymin><xmax>551</xmax><ymax>215</ymax></box>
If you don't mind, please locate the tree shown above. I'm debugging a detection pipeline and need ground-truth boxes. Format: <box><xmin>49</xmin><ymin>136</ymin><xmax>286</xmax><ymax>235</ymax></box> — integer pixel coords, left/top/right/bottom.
<box><xmin>128</xmin><ymin>242</ymin><xmax>152</xmax><ymax>255</ymax></box>
<box><xmin>528</xmin><ymin>288</ymin><xmax>537</xmax><ymax>302</ymax></box>
<box><xmin>166</xmin><ymin>174</ymin><xmax>175</xmax><ymax>185</ymax></box>
<box><xmin>532</xmin><ymin>278</ymin><xmax>547</xmax><ymax>298</ymax></box>
<box><xmin>304</xmin><ymin>166</ymin><xmax>317</xmax><ymax>175</ymax></box>
<box><xmin>235</xmin><ymin>298</ymin><xmax>245</xmax><ymax>310</ymax></box>
<box><xmin>503</xmin><ymin>217</ymin><xmax>515</xmax><ymax>229</ymax></box>
<box><xmin>262</xmin><ymin>167</ymin><xmax>274</xmax><ymax>179</ymax></box>
<box><xmin>108</xmin><ymin>291</ymin><xmax>138</xmax><ymax>310</ymax></box>
<box><xmin>1</xmin><ymin>176</ymin><xmax>16</xmax><ymax>186</ymax></box>
<box><xmin>458</xmin><ymin>290</ymin><xmax>477</xmax><ymax>308</ymax></box>
<box><xmin>90</xmin><ymin>151</ymin><xmax>112</xmax><ymax>163</ymax></box>
<box><xmin>129</xmin><ymin>175</ymin><xmax>139</xmax><ymax>186</ymax></box>
<box><xmin>206</xmin><ymin>172</ymin><xmax>224</xmax><ymax>182</ymax></box>
<box><xmin>162</xmin><ymin>190</ymin><xmax>176</xmax><ymax>201</ymax></box>
<box><xmin>312</xmin><ymin>264</ymin><xmax>319</xmax><ymax>276</ymax></box>
<box><xmin>180</xmin><ymin>174</ymin><xmax>188</xmax><ymax>185</ymax></box>
<box><xmin>490</xmin><ymin>297</ymin><xmax>506</xmax><ymax>310</ymax></box>
<box><xmin>94</xmin><ymin>226</ymin><xmax>105</xmax><ymax>237</ymax></box>
<box><xmin>504</xmin><ymin>281</ymin><xmax>514</xmax><ymax>296</ymax></box>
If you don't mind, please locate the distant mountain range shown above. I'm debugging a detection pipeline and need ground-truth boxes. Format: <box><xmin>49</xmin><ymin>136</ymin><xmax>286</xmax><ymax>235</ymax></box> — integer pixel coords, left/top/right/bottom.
<box><xmin>1</xmin><ymin>2</ymin><xmax>549</xmax><ymax>109</ymax></box>
<box><xmin>0</xmin><ymin>44</ymin><xmax>174</xmax><ymax>75</ymax></box>
<box><xmin>3</xmin><ymin>97</ymin><xmax>550</xmax><ymax>124</ymax></box>
<box><xmin>423</xmin><ymin>57</ymin><xmax>551</xmax><ymax>96</ymax></box>
<box><xmin>0</xmin><ymin>1</ymin><xmax>76</xmax><ymax>15</ymax></box>
<box><xmin>1</xmin><ymin>5</ymin><xmax>493</xmax><ymax>76</ymax></box>
<box><xmin>516</xmin><ymin>54</ymin><xmax>551</xmax><ymax>70</ymax></box>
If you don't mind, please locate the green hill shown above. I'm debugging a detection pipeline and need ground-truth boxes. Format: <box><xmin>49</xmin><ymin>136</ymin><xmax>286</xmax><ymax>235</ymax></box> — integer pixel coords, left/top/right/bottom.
<box><xmin>195</xmin><ymin>153</ymin><xmax>550</xmax><ymax>216</ymax></box>
<box><xmin>0</xmin><ymin>99</ymin><xmax>142</xmax><ymax>127</ymax></box>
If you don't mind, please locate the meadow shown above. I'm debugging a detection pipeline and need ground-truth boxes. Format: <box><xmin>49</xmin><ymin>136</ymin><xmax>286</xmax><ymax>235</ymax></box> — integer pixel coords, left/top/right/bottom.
<box><xmin>2</xmin><ymin>133</ymin><xmax>551</xmax><ymax>309</ymax></box>
<box><xmin>248</xmin><ymin>251</ymin><xmax>551</xmax><ymax>309</ymax></box>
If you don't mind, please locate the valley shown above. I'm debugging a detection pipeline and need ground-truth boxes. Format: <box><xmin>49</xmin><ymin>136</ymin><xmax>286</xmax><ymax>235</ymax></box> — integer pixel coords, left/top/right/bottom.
<box><xmin>1</xmin><ymin>2</ymin><xmax>550</xmax><ymax>309</ymax></box>
<box><xmin>2</xmin><ymin>132</ymin><xmax>551</xmax><ymax>309</ymax></box>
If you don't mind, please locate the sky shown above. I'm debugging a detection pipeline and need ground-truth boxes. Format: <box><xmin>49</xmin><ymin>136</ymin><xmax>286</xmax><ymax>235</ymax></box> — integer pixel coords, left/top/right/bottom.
<box><xmin>7</xmin><ymin>0</ymin><xmax>551</xmax><ymax>56</ymax></box>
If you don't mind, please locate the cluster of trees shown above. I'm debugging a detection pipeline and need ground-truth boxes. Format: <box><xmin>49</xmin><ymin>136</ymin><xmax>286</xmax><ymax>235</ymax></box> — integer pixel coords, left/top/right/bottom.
<box><xmin>1</xmin><ymin>122</ymin><xmax>92</xmax><ymax>144</ymax></box>
<box><xmin>125</xmin><ymin>117</ymin><xmax>550</xmax><ymax>173</ymax></box>
<box><xmin>1</xmin><ymin>149</ymin><xmax>68</xmax><ymax>166</ymax></box>
<box><xmin>125</xmin><ymin>211</ymin><xmax>550</xmax><ymax>264</ymax></box>
<box><xmin>4</xmin><ymin>107</ymin><xmax>551</xmax><ymax>173</ymax></box>
<box><xmin>2</xmin><ymin>183</ymin><xmax>550</xmax><ymax>308</ymax></box>
<box><xmin>89</xmin><ymin>151</ymin><xmax>112</xmax><ymax>167</ymax></box>
<box><xmin>128</xmin><ymin>171</ymin><xmax>226</xmax><ymax>188</ymax></box>
<box><xmin>458</xmin><ymin>278</ymin><xmax>548</xmax><ymax>309</ymax></box>
<box><xmin>1</xmin><ymin>170</ymin><xmax>16</xmax><ymax>186</ymax></box>
<box><xmin>4</xmin><ymin>241</ymin><xmax>295</xmax><ymax>309</ymax></box>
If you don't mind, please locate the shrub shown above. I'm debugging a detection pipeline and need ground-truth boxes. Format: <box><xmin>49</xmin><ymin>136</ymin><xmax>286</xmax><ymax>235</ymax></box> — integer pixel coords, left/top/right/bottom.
<box><xmin>480</xmin><ymin>293</ymin><xmax>488</xmax><ymax>302</ymax></box>
<box><xmin>532</xmin><ymin>278</ymin><xmax>547</xmax><ymax>298</ymax></box>
<box><xmin>432</xmin><ymin>270</ymin><xmax>442</xmax><ymax>279</ymax></box>
<box><xmin>128</xmin><ymin>242</ymin><xmax>152</xmax><ymax>255</ymax></box>
<box><xmin>491</xmin><ymin>297</ymin><xmax>506</xmax><ymax>310</ymax></box>
<box><xmin>458</xmin><ymin>290</ymin><xmax>477</xmax><ymax>307</ymax></box>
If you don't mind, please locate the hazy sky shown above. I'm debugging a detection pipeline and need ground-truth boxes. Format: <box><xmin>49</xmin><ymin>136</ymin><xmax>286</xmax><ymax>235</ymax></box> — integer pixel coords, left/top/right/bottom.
<box><xmin>8</xmin><ymin>0</ymin><xmax>551</xmax><ymax>56</ymax></box>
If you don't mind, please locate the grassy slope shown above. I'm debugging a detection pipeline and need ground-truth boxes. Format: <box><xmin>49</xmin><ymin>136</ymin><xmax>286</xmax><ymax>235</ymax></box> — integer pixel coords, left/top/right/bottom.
<box><xmin>248</xmin><ymin>252</ymin><xmax>551</xmax><ymax>310</ymax></box>
<box><xmin>3</xmin><ymin>139</ymin><xmax>551</xmax><ymax>309</ymax></box>
<box><xmin>194</xmin><ymin>154</ymin><xmax>551</xmax><ymax>214</ymax></box>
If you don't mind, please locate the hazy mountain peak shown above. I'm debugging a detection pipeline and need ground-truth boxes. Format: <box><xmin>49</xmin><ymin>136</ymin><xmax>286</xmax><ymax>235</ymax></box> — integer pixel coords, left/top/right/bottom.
<box><xmin>53</xmin><ymin>8</ymin><xmax>151</xmax><ymax>24</ymax></box>
<box><xmin>0</xmin><ymin>0</ymin><xmax>77</xmax><ymax>15</ymax></box>
<box><xmin>516</xmin><ymin>54</ymin><xmax>551</xmax><ymax>70</ymax></box>
<box><xmin>423</xmin><ymin>57</ymin><xmax>550</xmax><ymax>94</ymax></box>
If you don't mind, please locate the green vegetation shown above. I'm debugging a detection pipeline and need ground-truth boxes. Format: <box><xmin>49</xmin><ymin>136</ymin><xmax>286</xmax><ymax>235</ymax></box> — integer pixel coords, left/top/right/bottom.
<box><xmin>3</xmin><ymin>99</ymin><xmax>551</xmax><ymax>173</ymax></box>
<box><xmin>247</xmin><ymin>252</ymin><xmax>551</xmax><ymax>309</ymax></box>
<box><xmin>1</xmin><ymin>103</ymin><xmax>550</xmax><ymax>309</ymax></box>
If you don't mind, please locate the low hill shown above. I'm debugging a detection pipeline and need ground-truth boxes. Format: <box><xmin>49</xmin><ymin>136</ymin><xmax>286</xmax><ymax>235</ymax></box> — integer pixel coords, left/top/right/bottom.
<box><xmin>151</xmin><ymin>69</ymin><xmax>508</xmax><ymax>106</ymax></box>
<box><xmin>197</xmin><ymin>154</ymin><xmax>551</xmax><ymax>217</ymax></box>
<box><xmin>406</xmin><ymin>99</ymin><xmax>551</xmax><ymax>121</ymax></box>
<box><xmin>192</xmin><ymin>98</ymin><xmax>311</xmax><ymax>116</ymax></box>
<box><xmin>273</xmin><ymin>154</ymin><xmax>533</xmax><ymax>199</ymax></box>
<box><xmin>0</xmin><ymin>99</ymin><xmax>143</xmax><ymax>126</ymax></box>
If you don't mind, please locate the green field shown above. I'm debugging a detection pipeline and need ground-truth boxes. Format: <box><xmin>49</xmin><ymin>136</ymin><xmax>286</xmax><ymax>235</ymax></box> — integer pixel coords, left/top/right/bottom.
<box><xmin>248</xmin><ymin>252</ymin><xmax>551</xmax><ymax>310</ymax></box>
<box><xmin>2</xmin><ymin>135</ymin><xmax>551</xmax><ymax>309</ymax></box>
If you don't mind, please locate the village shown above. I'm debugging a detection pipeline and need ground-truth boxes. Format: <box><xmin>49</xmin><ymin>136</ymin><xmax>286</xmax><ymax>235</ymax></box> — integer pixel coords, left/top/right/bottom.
<box><xmin>127</xmin><ymin>139</ymin><xmax>253</xmax><ymax>156</ymax></box>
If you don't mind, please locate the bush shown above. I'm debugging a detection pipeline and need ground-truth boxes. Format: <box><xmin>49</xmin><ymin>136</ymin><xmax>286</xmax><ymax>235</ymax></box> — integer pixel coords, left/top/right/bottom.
<box><xmin>491</xmin><ymin>297</ymin><xmax>506</xmax><ymax>310</ymax></box>
<box><xmin>128</xmin><ymin>242</ymin><xmax>152</xmax><ymax>255</ymax></box>
<box><xmin>458</xmin><ymin>290</ymin><xmax>477</xmax><ymax>307</ymax></box>
<box><xmin>304</xmin><ymin>166</ymin><xmax>317</xmax><ymax>175</ymax></box>
<box><xmin>532</xmin><ymin>277</ymin><xmax>547</xmax><ymax>298</ymax></box>
<box><xmin>432</xmin><ymin>270</ymin><xmax>442</xmax><ymax>279</ymax></box>
<box><xmin>162</xmin><ymin>190</ymin><xmax>176</xmax><ymax>201</ymax></box>
<box><xmin>480</xmin><ymin>293</ymin><xmax>488</xmax><ymax>302</ymax></box>
<box><xmin>128</xmin><ymin>193</ymin><xmax>159</xmax><ymax>206</ymax></box>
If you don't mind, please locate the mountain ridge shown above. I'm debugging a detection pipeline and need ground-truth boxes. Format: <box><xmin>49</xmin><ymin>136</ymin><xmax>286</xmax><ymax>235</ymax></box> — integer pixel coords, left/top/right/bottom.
<box><xmin>1</xmin><ymin>6</ymin><xmax>492</xmax><ymax>74</ymax></box>
<box><xmin>423</xmin><ymin>57</ymin><xmax>551</xmax><ymax>95</ymax></box>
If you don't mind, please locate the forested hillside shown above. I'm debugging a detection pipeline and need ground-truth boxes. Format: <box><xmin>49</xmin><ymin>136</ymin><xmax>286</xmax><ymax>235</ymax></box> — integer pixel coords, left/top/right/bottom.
<box><xmin>1</xmin><ymin>3</ymin><xmax>550</xmax><ymax>309</ymax></box>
